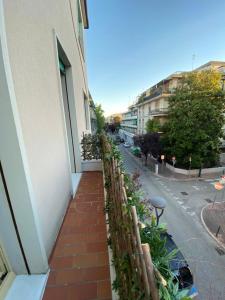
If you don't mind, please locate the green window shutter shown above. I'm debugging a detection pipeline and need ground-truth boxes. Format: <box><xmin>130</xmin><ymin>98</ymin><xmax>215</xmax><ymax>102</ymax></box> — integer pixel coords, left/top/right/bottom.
<box><xmin>59</xmin><ymin>59</ymin><xmax>65</xmax><ymax>73</ymax></box>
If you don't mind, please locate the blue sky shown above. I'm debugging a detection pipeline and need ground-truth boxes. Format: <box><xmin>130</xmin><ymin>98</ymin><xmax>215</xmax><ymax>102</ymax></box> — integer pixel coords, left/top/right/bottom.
<box><xmin>85</xmin><ymin>0</ymin><xmax>225</xmax><ymax>116</ymax></box>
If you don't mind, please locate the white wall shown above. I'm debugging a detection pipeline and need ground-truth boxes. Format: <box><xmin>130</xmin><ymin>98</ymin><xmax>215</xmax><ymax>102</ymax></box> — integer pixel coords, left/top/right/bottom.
<box><xmin>0</xmin><ymin>7</ymin><xmax>48</xmax><ymax>273</ymax></box>
<box><xmin>3</xmin><ymin>0</ymin><xmax>90</xmax><ymax>258</ymax></box>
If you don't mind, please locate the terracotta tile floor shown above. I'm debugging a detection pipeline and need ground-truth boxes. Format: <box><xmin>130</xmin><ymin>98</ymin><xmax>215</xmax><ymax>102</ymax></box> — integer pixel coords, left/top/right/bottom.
<box><xmin>43</xmin><ymin>172</ymin><xmax>112</xmax><ymax>300</ymax></box>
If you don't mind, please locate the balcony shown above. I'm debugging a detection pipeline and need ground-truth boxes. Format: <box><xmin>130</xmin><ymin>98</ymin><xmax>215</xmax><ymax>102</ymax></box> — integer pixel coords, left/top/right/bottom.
<box><xmin>43</xmin><ymin>171</ymin><xmax>112</xmax><ymax>300</ymax></box>
<box><xmin>42</xmin><ymin>134</ymin><xmax>192</xmax><ymax>300</ymax></box>
<box><xmin>122</xmin><ymin>115</ymin><xmax>137</xmax><ymax>121</ymax></box>
<box><xmin>149</xmin><ymin>107</ymin><xmax>168</xmax><ymax>116</ymax></box>
<box><xmin>137</xmin><ymin>89</ymin><xmax>172</xmax><ymax>105</ymax></box>
<box><xmin>121</xmin><ymin>123</ymin><xmax>137</xmax><ymax>128</ymax></box>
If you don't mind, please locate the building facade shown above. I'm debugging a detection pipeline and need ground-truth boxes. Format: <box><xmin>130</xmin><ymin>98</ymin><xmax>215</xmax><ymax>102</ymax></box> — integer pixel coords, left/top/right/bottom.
<box><xmin>136</xmin><ymin>61</ymin><xmax>225</xmax><ymax>134</ymax></box>
<box><xmin>0</xmin><ymin>0</ymin><xmax>91</xmax><ymax>298</ymax></box>
<box><xmin>119</xmin><ymin>105</ymin><xmax>138</xmax><ymax>145</ymax></box>
<box><xmin>136</xmin><ymin>72</ymin><xmax>182</xmax><ymax>134</ymax></box>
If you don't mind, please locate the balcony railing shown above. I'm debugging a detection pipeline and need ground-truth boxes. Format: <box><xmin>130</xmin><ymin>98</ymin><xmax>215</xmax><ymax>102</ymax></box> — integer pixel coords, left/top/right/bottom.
<box><xmin>122</xmin><ymin>115</ymin><xmax>138</xmax><ymax>121</ymax></box>
<box><xmin>149</xmin><ymin>107</ymin><xmax>168</xmax><ymax>115</ymax></box>
<box><xmin>137</xmin><ymin>89</ymin><xmax>172</xmax><ymax>105</ymax></box>
<box><xmin>121</xmin><ymin>123</ymin><xmax>137</xmax><ymax>128</ymax></box>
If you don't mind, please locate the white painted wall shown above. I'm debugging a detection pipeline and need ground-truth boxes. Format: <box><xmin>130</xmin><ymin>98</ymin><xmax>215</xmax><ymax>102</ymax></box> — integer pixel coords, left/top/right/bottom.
<box><xmin>0</xmin><ymin>6</ymin><xmax>48</xmax><ymax>273</ymax></box>
<box><xmin>3</xmin><ymin>0</ymin><xmax>90</xmax><ymax>258</ymax></box>
<box><xmin>166</xmin><ymin>163</ymin><xmax>225</xmax><ymax>175</ymax></box>
<box><xmin>0</xmin><ymin>176</ymin><xmax>27</xmax><ymax>274</ymax></box>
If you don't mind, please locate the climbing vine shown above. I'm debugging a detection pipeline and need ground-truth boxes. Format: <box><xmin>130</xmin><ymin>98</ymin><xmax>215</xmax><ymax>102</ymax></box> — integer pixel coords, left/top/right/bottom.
<box><xmin>82</xmin><ymin>133</ymin><xmax>191</xmax><ymax>300</ymax></box>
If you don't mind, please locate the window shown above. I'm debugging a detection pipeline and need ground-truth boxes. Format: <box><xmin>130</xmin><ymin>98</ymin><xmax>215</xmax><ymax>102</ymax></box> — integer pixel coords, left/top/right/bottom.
<box><xmin>83</xmin><ymin>93</ymin><xmax>89</xmax><ymax>130</ymax></box>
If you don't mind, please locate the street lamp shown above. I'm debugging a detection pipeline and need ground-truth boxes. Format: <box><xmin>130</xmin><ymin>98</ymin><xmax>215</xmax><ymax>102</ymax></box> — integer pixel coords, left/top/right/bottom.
<box><xmin>149</xmin><ymin>196</ymin><xmax>167</xmax><ymax>225</ymax></box>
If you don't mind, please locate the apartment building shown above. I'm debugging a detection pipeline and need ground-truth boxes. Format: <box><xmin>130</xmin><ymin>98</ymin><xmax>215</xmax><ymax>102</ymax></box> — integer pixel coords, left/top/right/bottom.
<box><xmin>0</xmin><ymin>0</ymin><xmax>91</xmax><ymax>298</ymax></box>
<box><xmin>195</xmin><ymin>60</ymin><xmax>225</xmax><ymax>72</ymax></box>
<box><xmin>136</xmin><ymin>72</ymin><xmax>183</xmax><ymax>134</ymax></box>
<box><xmin>136</xmin><ymin>61</ymin><xmax>225</xmax><ymax>134</ymax></box>
<box><xmin>119</xmin><ymin>104</ymin><xmax>138</xmax><ymax>144</ymax></box>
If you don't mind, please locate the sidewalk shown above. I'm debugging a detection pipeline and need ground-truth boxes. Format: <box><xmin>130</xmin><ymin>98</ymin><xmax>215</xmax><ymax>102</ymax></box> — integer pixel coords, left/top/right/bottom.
<box><xmin>43</xmin><ymin>172</ymin><xmax>112</xmax><ymax>300</ymax></box>
<box><xmin>125</xmin><ymin>147</ymin><xmax>224</xmax><ymax>181</ymax></box>
<box><xmin>202</xmin><ymin>202</ymin><xmax>225</xmax><ymax>249</ymax></box>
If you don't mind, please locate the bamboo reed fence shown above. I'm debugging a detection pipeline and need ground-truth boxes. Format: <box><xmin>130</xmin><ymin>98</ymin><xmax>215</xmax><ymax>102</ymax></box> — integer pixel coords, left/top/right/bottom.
<box><xmin>101</xmin><ymin>135</ymin><xmax>159</xmax><ymax>300</ymax></box>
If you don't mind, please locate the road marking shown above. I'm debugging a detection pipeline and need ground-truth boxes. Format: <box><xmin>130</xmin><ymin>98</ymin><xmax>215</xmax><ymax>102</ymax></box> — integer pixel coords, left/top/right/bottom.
<box><xmin>192</xmin><ymin>185</ymin><xmax>200</xmax><ymax>190</ymax></box>
<box><xmin>181</xmin><ymin>205</ymin><xmax>191</xmax><ymax>210</ymax></box>
<box><xmin>177</xmin><ymin>200</ymin><xmax>184</xmax><ymax>205</ymax></box>
<box><xmin>174</xmin><ymin>196</ymin><xmax>179</xmax><ymax>200</ymax></box>
<box><xmin>209</xmin><ymin>178</ymin><xmax>221</xmax><ymax>184</ymax></box>
<box><xmin>187</xmin><ymin>211</ymin><xmax>195</xmax><ymax>216</ymax></box>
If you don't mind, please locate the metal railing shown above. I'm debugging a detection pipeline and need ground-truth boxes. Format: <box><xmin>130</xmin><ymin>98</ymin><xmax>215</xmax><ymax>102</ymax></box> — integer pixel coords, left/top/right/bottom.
<box><xmin>149</xmin><ymin>107</ymin><xmax>168</xmax><ymax>115</ymax></box>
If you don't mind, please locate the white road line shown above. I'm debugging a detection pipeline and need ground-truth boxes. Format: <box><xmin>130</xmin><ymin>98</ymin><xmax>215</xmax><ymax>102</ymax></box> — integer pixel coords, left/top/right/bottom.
<box><xmin>181</xmin><ymin>205</ymin><xmax>191</xmax><ymax>210</ymax></box>
<box><xmin>188</xmin><ymin>211</ymin><xmax>196</xmax><ymax>216</ymax></box>
<box><xmin>177</xmin><ymin>201</ymin><xmax>184</xmax><ymax>205</ymax></box>
<box><xmin>192</xmin><ymin>185</ymin><xmax>200</xmax><ymax>190</ymax></box>
<box><xmin>174</xmin><ymin>196</ymin><xmax>179</xmax><ymax>200</ymax></box>
<box><xmin>209</xmin><ymin>178</ymin><xmax>221</xmax><ymax>183</ymax></box>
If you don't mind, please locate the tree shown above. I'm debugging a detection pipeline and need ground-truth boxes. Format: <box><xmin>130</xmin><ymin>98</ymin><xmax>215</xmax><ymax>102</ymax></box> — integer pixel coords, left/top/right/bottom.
<box><xmin>113</xmin><ymin>115</ymin><xmax>122</xmax><ymax>124</ymax></box>
<box><xmin>107</xmin><ymin>123</ymin><xmax>116</xmax><ymax>133</ymax></box>
<box><xmin>95</xmin><ymin>104</ymin><xmax>105</xmax><ymax>133</ymax></box>
<box><xmin>145</xmin><ymin>118</ymin><xmax>161</xmax><ymax>133</ymax></box>
<box><xmin>134</xmin><ymin>133</ymin><xmax>162</xmax><ymax>165</ymax></box>
<box><xmin>162</xmin><ymin>70</ymin><xmax>225</xmax><ymax>169</ymax></box>
<box><xmin>112</xmin><ymin>114</ymin><xmax>121</xmax><ymax>132</ymax></box>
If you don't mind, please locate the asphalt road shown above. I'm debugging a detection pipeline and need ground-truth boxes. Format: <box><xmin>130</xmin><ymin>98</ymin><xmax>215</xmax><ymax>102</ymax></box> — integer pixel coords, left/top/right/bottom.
<box><xmin>119</xmin><ymin>145</ymin><xmax>225</xmax><ymax>300</ymax></box>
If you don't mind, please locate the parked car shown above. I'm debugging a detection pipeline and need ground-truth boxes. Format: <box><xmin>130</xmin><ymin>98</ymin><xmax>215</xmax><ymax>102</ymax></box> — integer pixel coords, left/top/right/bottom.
<box><xmin>131</xmin><ymin>146</ymin><xmax>141</xmax><ymax>157</ymax></box>
<box><xmin>162</xmin><ymin>232</ymin><xmax>198</xmax><ymax>298</ymax></box>
<box><xmin>123</xmin><ymin>142</ymin><xmax>130</xmax><ymax>148</ymax></box>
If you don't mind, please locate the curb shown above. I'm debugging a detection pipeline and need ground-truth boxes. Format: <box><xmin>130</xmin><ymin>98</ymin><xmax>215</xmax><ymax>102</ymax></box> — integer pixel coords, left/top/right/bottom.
<box><xmin>200</xmin><ymin>203</ymin><xmax>225</xmax><ymax>251</ymax></box>
<box><xmin>123</xmin><ymin>147</ymin><xmax>203</xmax><ymax>182</ymax></box>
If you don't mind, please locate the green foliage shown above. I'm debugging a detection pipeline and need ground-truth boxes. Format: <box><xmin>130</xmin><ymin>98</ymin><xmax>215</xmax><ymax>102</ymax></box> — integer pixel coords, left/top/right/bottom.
<box><xmin>124</xmin><ymin>172</ymin><xmax>150</xmax><ymax>222</ymax></box>
<box><xmin>159</xmin><ymin>279</ymin><xmax>190</xmax><ymax>300</ymax></box>
<box><xmin>162</xmin><ymin>70</ymin><xmax>225</xmax><ymax>169</ymax></box>
<box><xmin>145</xmin><ymin>118</ymin><xmax>161</xmax><ymax>133</ymax></box>
<box><xmin>140</xmin><ymin>223</ymin><xmax>175</xmax><ymax>280</ymax></box>
<box><xmin>101</xmin><ymin>134</ymin><xmax>191</xmax><ymax>299</ymax></box>
<box><xmin>137</xmin><ymin>92</ymin><xmax>146</xmax><ymax>104</ymax></box>
<box><xmin>95</xmin><ymin>104</ymin><xmax>105</xmax><ymax>133</ymax></box>
<box><xmin>80</xmin><ymin>133</ymin><xmax>101</xmax><ymax>160</ymax></box>
<box><xmin>131</xmin><ymin>146</ymin><xmax>141</xmax><ymax>157</ymax></box>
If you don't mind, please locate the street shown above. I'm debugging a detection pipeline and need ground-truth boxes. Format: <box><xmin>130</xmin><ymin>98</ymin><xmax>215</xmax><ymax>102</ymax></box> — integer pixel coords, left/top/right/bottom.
<box><xmin>119</xmin><ymin>146</ymin><xmax>225</xmax><ymax>300</ymax></box>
